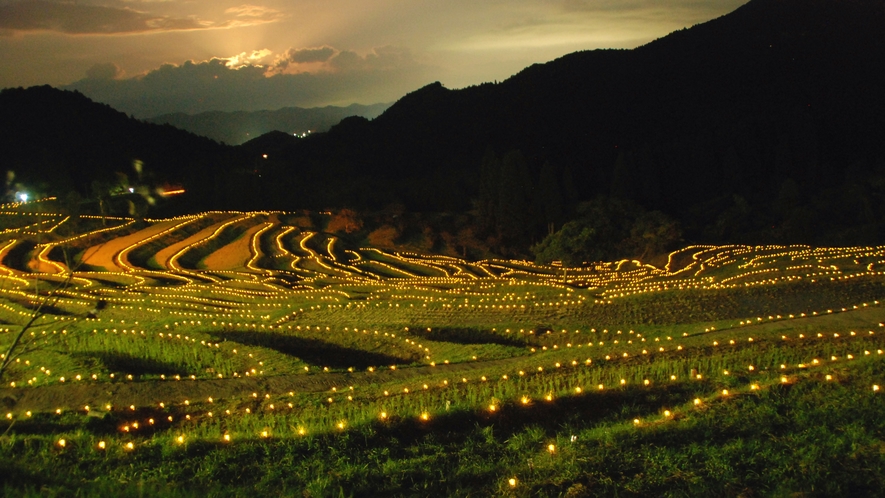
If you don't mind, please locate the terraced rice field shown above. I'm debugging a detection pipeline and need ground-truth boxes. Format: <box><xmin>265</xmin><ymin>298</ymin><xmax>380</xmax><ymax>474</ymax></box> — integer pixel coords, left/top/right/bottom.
<box><xmin>2</xmin><ymin>202</ymin><xmax>885</xmax><ymax>496</ymax></box>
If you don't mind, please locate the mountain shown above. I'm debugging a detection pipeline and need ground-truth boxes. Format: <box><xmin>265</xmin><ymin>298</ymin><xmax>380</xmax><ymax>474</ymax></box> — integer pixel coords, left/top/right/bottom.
<box><xmin>144</xmin><ymin>103</ymin><xmax>390</xmax><ymax>145</ymax></box>
<box><xmin>2</xmin><ymin>0</ymin><xmax>884</xmax><ymax>252</ymax></box>
<box><xmin>248</xmin><ymin>0</ymin><xmax>885</xmax><ymax>245</ymax></box>
<box><xmin>0</xmin><ymin>85</ymin><xmax>243</xmax><ymax>213</ymax></box>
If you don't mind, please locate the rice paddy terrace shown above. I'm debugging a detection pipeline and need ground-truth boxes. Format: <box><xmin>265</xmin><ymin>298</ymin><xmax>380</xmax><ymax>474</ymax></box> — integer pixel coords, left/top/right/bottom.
<box><xmin>3</xmin><ymin>202</ymin><xmax>885</xmax><ymax>495</ymax></box>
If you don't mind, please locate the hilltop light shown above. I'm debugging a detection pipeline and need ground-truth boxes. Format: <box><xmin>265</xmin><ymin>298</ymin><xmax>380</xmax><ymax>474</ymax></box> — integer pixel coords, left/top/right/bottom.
<box><xmin>16</xmin><ymin>192</ymin><xmax>28</xmax><ymax>202</ymax></box>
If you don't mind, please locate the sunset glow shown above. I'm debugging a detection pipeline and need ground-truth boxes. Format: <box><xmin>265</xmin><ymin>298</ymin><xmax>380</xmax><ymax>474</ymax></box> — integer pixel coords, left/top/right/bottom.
<box><xmin>0</xmin><ymin>1</ymin><xmax>748</xmax><ymax>116</ymax></box>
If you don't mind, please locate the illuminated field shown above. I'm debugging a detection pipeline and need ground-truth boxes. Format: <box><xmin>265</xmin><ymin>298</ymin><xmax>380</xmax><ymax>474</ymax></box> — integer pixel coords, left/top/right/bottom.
<box><xmin>2</xmin><ymin>204</ymin><xmax>885</xmax><ymax>495</ymax></box>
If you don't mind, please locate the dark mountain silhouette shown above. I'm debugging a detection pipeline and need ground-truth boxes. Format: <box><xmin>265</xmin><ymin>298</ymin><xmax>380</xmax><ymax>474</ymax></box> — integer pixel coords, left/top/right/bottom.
<box><xmin>2</xmin><ymin>0</ymin><xmax>884</xmax><ymax>253</ymax></box>
<box><xmin>253</xmin><ymin>0</ymin><xmax>885</xmax><ymax>246</ymax></box>
<box><xmin>145</xmin><ymin>103</ymin><xmax>390</xmax><ymax>145</ymax></box>
<box><xmin>0</xmin><ymin>85</ymin><xmax>244</xmax><ymax>213</ymax></box>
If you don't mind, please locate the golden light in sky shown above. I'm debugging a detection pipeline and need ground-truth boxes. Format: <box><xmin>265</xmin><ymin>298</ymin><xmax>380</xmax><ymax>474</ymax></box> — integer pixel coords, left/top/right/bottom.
<box><xmin>0</xmin><ymin>0</ymin><xmax>748</xmax><ymax>115</ymax></box>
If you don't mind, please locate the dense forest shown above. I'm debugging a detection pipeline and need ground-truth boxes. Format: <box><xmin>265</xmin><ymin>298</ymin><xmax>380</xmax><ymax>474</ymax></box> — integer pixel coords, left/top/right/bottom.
<box><xmin>1</xmin><ymin>0</ymin><xmax>883</xmax><ymax>263</ymax></box>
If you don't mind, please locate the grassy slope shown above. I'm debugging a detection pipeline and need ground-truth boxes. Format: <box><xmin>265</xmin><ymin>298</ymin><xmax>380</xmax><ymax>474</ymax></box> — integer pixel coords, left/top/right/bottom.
<box><xmin>3</xmin><ymin>210</ymin><xmax>885</xmax><ymax>496</ymax></box>
<box><xmin>2</xmin><ymin>358</ymin><xmax>884</xmax><ymax>496</ymax></box>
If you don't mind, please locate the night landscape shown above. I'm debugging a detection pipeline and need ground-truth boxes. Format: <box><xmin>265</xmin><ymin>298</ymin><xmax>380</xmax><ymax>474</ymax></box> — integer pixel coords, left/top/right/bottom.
<box><xmin>1</xmin><ymin>0</ymin><xmax>885</xmax><ymax>495</ymax></box>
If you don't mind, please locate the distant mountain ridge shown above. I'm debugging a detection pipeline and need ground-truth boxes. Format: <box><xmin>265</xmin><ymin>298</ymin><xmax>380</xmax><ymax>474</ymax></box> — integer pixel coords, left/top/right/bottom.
<box><xmin>0</xmin><ymin>85</ymin><xmax>236</xmax><ymax>212</ymax></box>
<box><xmin>249</xmin><ymin>0</ymin><xmax>885</xmax><ymax>245</ymax></box>
<box><xmin>145</xmin><ymin>103</ymin><xmax>390</xmax><ymax>145</ymax></box>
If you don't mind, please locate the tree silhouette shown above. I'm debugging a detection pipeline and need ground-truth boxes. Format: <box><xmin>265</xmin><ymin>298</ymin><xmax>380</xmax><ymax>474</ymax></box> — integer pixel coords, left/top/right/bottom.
<box><xmin>537</xmin><ymin>161</ymin><xmax>563</xmax><ymax>235</ymax></box>
<box><xmin>495</xmin><ymin>150</ymin><xmax>533</xmax><ymax>243</ymax></box>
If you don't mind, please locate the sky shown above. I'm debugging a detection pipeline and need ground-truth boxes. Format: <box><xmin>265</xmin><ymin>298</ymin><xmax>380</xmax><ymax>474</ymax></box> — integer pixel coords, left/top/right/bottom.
<box><xmin>0</xmin><ymin>0</ymin><xmax>749</xmax><ymax>117</ymax></box>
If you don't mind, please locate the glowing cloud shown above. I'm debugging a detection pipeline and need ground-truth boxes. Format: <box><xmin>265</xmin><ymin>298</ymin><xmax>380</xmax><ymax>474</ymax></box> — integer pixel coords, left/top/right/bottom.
<box><xmin>224</xmin><ymin>49</ymin><xmax>274</xmax><ymax>69</ymax></box>
<box><xmin>64</xmin><ymin>46</ymin><xmax>431</xmax><ymax>116</ymax></box>
<box><xmin>225</xmin><ymin>5</ymin><xmax>278</xmax><ymax>18</ymax></box>
<box><xmin>0</xmin><ymin>0</ymin><xmax>282</xmax><ymax>36</ymax></box>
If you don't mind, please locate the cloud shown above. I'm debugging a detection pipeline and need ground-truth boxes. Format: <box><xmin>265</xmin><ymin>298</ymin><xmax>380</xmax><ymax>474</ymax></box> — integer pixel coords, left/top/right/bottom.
<box><xmin>271</xmin><ymin>46</ymin><xmax>421</xmax><ymax>75</ymax></box>
<box><xmin>285</xmin><ymin>46</ymin><xmax>336</xmax><ymax>64</ymax></box>
<box><xmin>85</xmin><ymin>62</ymin><xmax>124</xmax><ymax>80</ymax></box>
<box><xmin>224</xmin><ymin>49</ymin><xmax>274</xmax><ymax>69</ymax></box>
<box><xmin>63</xmin><ymin>46</ymin><xmax>432</xmax><ymax>117</ymax></box>
<box><xmin>225</xmin><ymin>4</ymin><xmax>277</xmax><ymax>18</ymax></box>
<box><xmin>0</xmin><ymin>0</ymin><xmax>282</xmax><ymax>36</ymax></box>
<box><xmin>330</xmin><ymin>46</ymin><xmax>418</xmax><ymax>72</ymax></box>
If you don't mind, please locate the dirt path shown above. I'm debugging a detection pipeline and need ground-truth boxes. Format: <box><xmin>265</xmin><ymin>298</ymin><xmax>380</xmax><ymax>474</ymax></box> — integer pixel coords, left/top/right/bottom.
<box><xmin>202</xmin><ymin>223</ymin><xmax>266</xmax><ymax>271</ymax></box>
<box><xmin>0</xmin><ymin>240</ymin><xmax>20</xmax><ymax>276</ymax></box>
<box><xmin>153</xmin><ymin>214</ymin><xmax>239</xmax><ymax>270</ymax></box>
<box><xmin>27</xmin><ymin>245</ymin><xmax>66</xmax><ymax>274</ymax></box>
<box><xmin>80</xmin><ymin>219</ymin><xmax>186</xmax><ymax>272</ymax></box>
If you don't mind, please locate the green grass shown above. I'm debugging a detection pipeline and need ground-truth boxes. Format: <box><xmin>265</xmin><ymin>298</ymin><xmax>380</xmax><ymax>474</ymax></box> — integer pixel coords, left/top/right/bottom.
<box><xmin>3</xmin><ymin>212</ymin><xmax>885</xmax><ymax>495</ymax></box>
<box><xmin>3</xmin><ymin>359</ymin><xmax>884</xmax><ymax>496</ymax></box>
